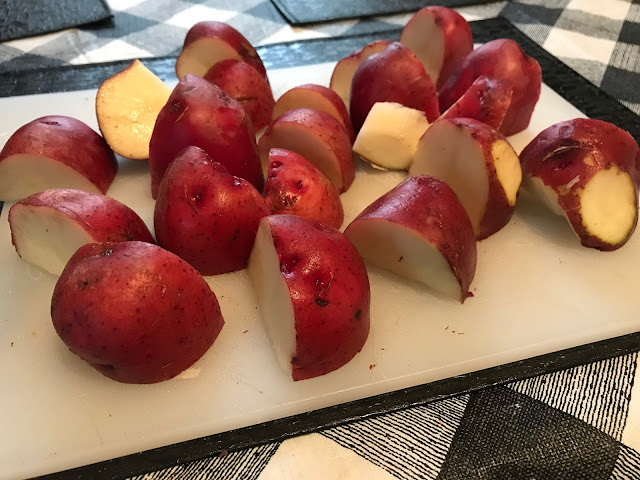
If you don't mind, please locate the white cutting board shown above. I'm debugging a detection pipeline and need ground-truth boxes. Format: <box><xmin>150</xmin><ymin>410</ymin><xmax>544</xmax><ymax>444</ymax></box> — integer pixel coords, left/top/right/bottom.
<box><xmin>1</xmin><ymin>61</ymin><xmax>639</xmax><ymax>480</ymax></box>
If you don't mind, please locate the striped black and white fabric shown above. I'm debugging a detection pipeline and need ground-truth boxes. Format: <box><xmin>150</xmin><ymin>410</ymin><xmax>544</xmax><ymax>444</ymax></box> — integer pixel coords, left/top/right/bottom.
<box><xmin>2</xmin><ymin>0</ymin><xmax>640</xmax><ymax>478</ymax></box>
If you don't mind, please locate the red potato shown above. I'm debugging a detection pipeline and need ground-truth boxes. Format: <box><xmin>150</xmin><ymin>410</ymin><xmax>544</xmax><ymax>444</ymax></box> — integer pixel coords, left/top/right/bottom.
<box><xmin>149</xmin><ymin>74</ymin><xmax>263</xmax><ymax>198</ymax></box>
<box><xmin>350</xmin><ymin>42</ymin><xmax>439</xmax><ymax>133</ymax></box>
<box><xmin>400</xmin><ymin>6</ymin><xmax>473</xmax><ymax>90</ymax></box>
<box><xmin>329</xmin><ymin>40</ymin><xmax>391</xmax><ymax>109</ymax></box>
<box><xmin>439</xmin><ymin>39</ymin><xmax>542</xmax><ymax>136</ymax></box>
<box><xmin>520</xmin><ymin>118</ymin><xmax>639</xmax><ymax>251</ymax></box>
<box><xmin>175</xmin><ymin>21</ymin><xmax>267</xmax><ymax>80</ymax></box>
<box><xmin>8</xmin><ymin>189</ymin><xmax>153</xmax><ymax>276</ymax></box>
<box><xmin>248</xmin><ymin>215</ymin><xmax>370</xmax><ymax>381</ymax></box>
<box><xmin>441</xmin><ymin>76</ymin><xmax>513</xmax><ymax>131</ymax></box>
<box><xmin>272</xmin><ymin>84</ymin><xmax>355</xmax><ymax>143</ymax></box>
<box><xmin>353</xmin><ymin>102</ymin><xmax>430</xmax><ymax>171</ymax></box>
<box><xmin>96</xmin><ymin>59</ymin><xmax>171</xmax><ymax>160</ymax></box>
<box><xmin>258</xmin><ymin>108</ymin><xmax>355</xmax><ymax>193</ymax></box>
<box><xmin>154</xmin><ymin>146</ymin><xmax>269</xmax><ymax>275</ymax></box>
<box><xmin>344</xmin><ymin>176</ymin><xmax>476</xmax><ymax>303</ymax></box>
<box><xmin>51</xmin><ymin>241</ymin><xmax>225</xmax><ymax>384</ymax></box>
<box><xmin>0</xmin><ymin>116</ymin><xmax>117</xmax><ymax>201</ymax></box>
<box><xmin>410</xmin><ymin>118</ymin><xmax>522</xmax><ymax>240</ymax></box>
<box><xmin>204</xmin><ymin>59</ymin><xmax>275</xmax><ymax>132</ymax></box>
<box><xmin>264</xmin><ymin>148</ymin><xmax>344</xmax><ymax>229</ymax></box>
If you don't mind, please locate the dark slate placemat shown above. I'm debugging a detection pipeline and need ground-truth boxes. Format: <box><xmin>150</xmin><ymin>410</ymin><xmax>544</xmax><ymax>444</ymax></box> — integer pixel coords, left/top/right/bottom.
<box><xmin>269</xmin><ymin>0</ymin><xmax>499</xmax><ymax>25</ymax></box>
<box><xmin>0</xmin><ymin>0</ymin><xmax>112</xmax><ymax>42</ymax></box>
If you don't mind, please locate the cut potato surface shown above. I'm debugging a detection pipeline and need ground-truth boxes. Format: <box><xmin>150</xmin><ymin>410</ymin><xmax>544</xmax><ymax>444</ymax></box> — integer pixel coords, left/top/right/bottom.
<box><xmin>399</xmin><ymin>10</ymin><xmax>444</xmax><ymax>86</ymax></box>
<box><xmin>176</xmin><ymin>38</ymin><xmax>242</xmax><ymax>79</ymax></box>
<box><xmin>492</xmin><ymin>139</ymin><xmax>522</xmax><ymax>206</ymax></box>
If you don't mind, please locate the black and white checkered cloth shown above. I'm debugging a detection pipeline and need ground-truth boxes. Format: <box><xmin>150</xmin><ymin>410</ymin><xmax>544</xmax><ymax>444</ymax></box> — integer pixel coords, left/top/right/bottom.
<box><xmin>2</xmin><ymin>0</ymin><xmax>640</xmax><ymax>478</ymax></box>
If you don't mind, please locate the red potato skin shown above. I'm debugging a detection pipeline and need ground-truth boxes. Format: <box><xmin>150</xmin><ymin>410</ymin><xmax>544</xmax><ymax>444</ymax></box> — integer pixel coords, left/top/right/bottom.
<box><xmin>272</xmin><ymin>84</ymin><xmax>355</xmax><ymax>143</ymax></box>
<box><xmin>350</xmin><ymin>42</ymin><xmax>440</xmax><ymax>132</ymax></box>
<box><xmin>204</xmin><ymin>59</ymin><xmax>275</xmax><ymax>132</ymax></box>
<box><xmin>9</xmin><ymin>188</ymin><xmax>154</xmax><ymax>247</ymax></box>
<box><xmin>149</xmin><ymin>74</ymin><xmax>263</xmax><ymax>198</ymax></box>
<box><xmin>264</xmin><ymin>148</ymin><xmax>344</xmax><ymax>229</ymax></box>
<box><xmin>259</xmin><ymin>108</ymin><xmax>355</xmax><ymax>193</ymax></box>
<box><xmin>0</xmin><ymin>116</ymin><xmax>117</xmax><ymax>193</ymax></box>
<box><xmin>154</xmin><ymin>146</ymin><xmax>270</xmax><ymax>275</ymax></box>
<box><xmin>182</xmin><ymin>21</ymin><xmax>267</xmax><ymax>79</ymax></box>
<box><xmin>439</xmin><ymin>39</ymin><xmax>542</xmax><ymax>136</ymax></box>
<box><xmin>345</xmin><ymin>175</ymin><xmax>477</xmax><ymax>300</ymax></box>
<box><xmin>441</xmin><ymin>76</ymin><xmax>513</xmax><ymax>131</ymax></box>
<box><xmin>520</xmin><ymin>118</ymin><xmax>640</xmax><ymax>250</ymax></box>
<box><xmin>267</xmin><ymin>215</ymin><xmax>370</xmax><ymax>381</ymax></box>
<box><xmin>51</xmin><ymin>241</ymin><xmax>224</xmax><ymax>384</ymax></box>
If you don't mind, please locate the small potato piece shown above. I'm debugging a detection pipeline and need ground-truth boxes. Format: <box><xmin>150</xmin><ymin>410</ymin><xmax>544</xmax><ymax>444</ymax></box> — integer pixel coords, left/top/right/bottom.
<box><xmin>0</xmin><ymin>116</ymin><xmax>117</xmax><ymax>201</ymax></box>
<box><xmin>248</xmin><ymin>215</ymin><xmax>370</xmax><ymax>381</ymax></box>
<box><xmin>9</xmin><ymin>188</ymin><xmax>154</xmax><ymax>276</ymax></box>
<box><xmin>204</xmin><ymin>59</ymin><xmax>275</xmax><ymax>132</ymax></box>
<box><xmin>264</xmin><ymin>148</ymin><xmax>344</xmax><ymax>229</ymax></box>
<box><xmin>51</xmin><ymin>241</ymin><xmax>225</xmax><ymax>384</ymax></box>
<box><xmin>154</xmin><ymin>146</ymin><xmax>270</xmax><ymax>275</ymax></box>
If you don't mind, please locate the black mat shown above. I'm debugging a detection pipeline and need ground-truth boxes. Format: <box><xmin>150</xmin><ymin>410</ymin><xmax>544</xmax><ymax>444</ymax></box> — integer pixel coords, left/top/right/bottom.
<box><xmin>269</xmin><ymin>0</ymin><xmax>499</xmax><ymax>25</ymax></box>
<box><xmin>0</xmin><ymin>0</ymin><xmax>112</xmax><ymax>42</ymax></box>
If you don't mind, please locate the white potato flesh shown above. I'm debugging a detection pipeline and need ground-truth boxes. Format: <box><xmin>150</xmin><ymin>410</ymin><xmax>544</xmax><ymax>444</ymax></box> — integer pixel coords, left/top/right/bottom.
<box><xmin>9</xmin><ymin>204</ymin><xmax>96</xmax><ymax>276</ymax></box>
<box><xmin>525</xmin><ymin>176</ymin><xmax>566</xmax><ymax>217</ymax></box>
<box><xmin>410</xmin><ymin>125</ymin><xmax>489</xmax><ymax>234</ymax></box>
<box><xmin>491</xmin><ymin>139</ymin><xmax>522</xmax><ymax>206</ymax></box>
<box><xmin>273</xmin><ymin>90</ymin><xmax>344</xmax><ymax>127</ymax></box>
<box><xmin>175</xmin><ymin>38</ymin><xmax>242</xmax><ymax>79</ymax></box>
<box><xmin>399</xmin><ymin>11</ymin><xmax>444</xmax><ymax>85</ymax></box>
<box><xmin>580</xmin><ymin>166</ymin><xmax>637</xmax><ymax>245</ymax></box>
<box><xmin>247</xmin><ymin>221</ymin><xmax>295</xmax><ymax>376</ymax></box>
<box><xmin>96</xmin><ymin>59</ymin><xmax>171</xmax><ymax>160</ymax></box>
<box><xmin>346</xmin><ymin>218</ymin><xmax>461</xmax><ymax>300</ymax></box>
<box><xmin>353</xmin><ymin>102</ymin><xmax>430</xmax><ymax>171</ymax></box>
<box><xmin>0</xmin><ymin>154</ymin><xmax>101</xmax><ymax>201</ymax></box>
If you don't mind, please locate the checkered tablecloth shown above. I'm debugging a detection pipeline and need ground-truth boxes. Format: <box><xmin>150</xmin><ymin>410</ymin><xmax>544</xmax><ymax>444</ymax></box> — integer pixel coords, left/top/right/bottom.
<box><xmin>2</xmin><ymin>1</ymin><xmax>640</xmax><ymax>478</ymax></box>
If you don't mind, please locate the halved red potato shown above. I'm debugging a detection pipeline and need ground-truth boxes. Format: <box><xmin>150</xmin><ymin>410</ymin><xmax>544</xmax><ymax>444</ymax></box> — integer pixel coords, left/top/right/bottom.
<box><xmin>441</xmin><ymin>76</ymin><xmax>513</xmax><ymax>131</ymax></box>
<box><xmin>345</xmin><ymin>176</ymin><xmax>476</xmax><ymax>303</ymax></box>
<box><xmin>264</xmin><ymin>148</ymin><xmax>344</xmax><ymax>229</ymax></box>
<box><xmin>8</xmin><ymin>189</ymin><xmax>153</xmax><ymax>276</ymax></box>
<box><xmin>520</xmin><ymin>118</ymin><xmax>639</xmax><ymax>251</ymax></box>
<box><xmin>154</xmin><ymin>146</ymin><xmax>270</xmax><ymax>275</ymax></box>
<box><xmin>248</xmin><ymin>215</ymin><xmax>370</xmax><ymax>381</ymax></box>
<box><xmin>410</xmin><ymin>118</ymin><xmax>522</xmax><ymax>240</ymax></box>
<box><xmin>438</xmin><ymin>39</ymin><xmax>542</xmax><ymax>136</ymax></box>
<box><xmin>204</xmin><ymin>59</ymin><xmax>275</xmax><ymax>132</ymax></box>
<box><xmin>272</xmin><ymin>84</ymin><xmax>355</xmax><ymax>143</ymax></box>
<box><xmin>353</xmin><ymin>102</ymin><xmax>430</xmax><ymax>171</ymax></box>
<box><xmin>329</xmin><ymin>40</ymin><xmax>391</xmax><ymax>109</ymax></box>
<box><xmin>258</xmin><ymin>108</ymin><xmax>354</xmax><ymax>193</ymax></box>
<box><xmin>350</xmin><ymin>42</ymin><xmax>439</xmax><ymax>132</ymax></box>
<box><xmin>175</xmin><ymin>21</ymin><xmax>267</xmax><ymax>80</ymax></box>
<box><xmin>0</xmin><ymin>116</ymin><xmax>117</xmax><ymax>201</ymax></box>
<box><xmin>400</xmin><ymin>6</ymin><xmax>473</xmax><ymax>90</ymax></box>
<box><xmin>149</xmin><ymin>74</ymin><xmax>263</xmax><ymax>198</ymax></box>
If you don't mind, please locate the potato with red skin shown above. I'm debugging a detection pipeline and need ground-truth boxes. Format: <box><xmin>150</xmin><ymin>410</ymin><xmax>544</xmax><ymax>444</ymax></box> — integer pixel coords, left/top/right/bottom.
<box><xmin>264</xmin><ymin>148</ymin><xmax>344</xmax><ymax>229</ymax></box>
<box><xmin>154</xmin><ymin>146</ymin><xmax>270</xmax><ymax>275</ymax></box>
<box><xmin>9</xmin><ymin>188</ymin><xmax>154</xmax><ymax>276</ymax></box>
<box><xmin>400</xmin><ymin>6</ymin><xmax>473</xmax><ymax>90</ymax></box>
<box><xmin>438</xmin><ymin>39</ymin><xmax>542</xmax><ymax>136</ymax></box>
<box><xmin>51</xmin><ymin>241</ymin><xmax>225</xmax><ymax>384</ymax></box>
<box><xmin>350</xmin><ymin>42</ymin><xmax>439</xmax><ymax>132</ymax></box>
<box><xmin>272</xmin><ymin>84</ymin><xmax>355</xmax><ymax>143</ymax></box>
<box><xmin>520</xmin><ymin>118</ymin><xmax>639</xmax><ymax>251</ymax></box>
<box><xmin>345</xmin><ymin>176</ymin><xmax>477</xmax><ymax>303</ymax></box>
<box><xmin>410</xmin><ymin>118</ymin><xmax>522</xmax><ymax>240</ymax></box>
<box><xmin>441</xmin><ymin>76</ymin><xmax>513</xmax><ymax>131</ymax></box>
<box><xmin>149</xmin><ymin>74</ymin><xmax>263</xmax><ymax>198</ymax></box>
<box><xmin>176</xmin><ymin>21</ymin><xmax>267</xmax><ymax>80</ymax></box>
<box><xmin>259</xmin><ymin>108</ymin><xmax>355</xmax><ymax>193</ymax></box>
<box><xmin>0</xmin><ymin>116</ymin><xmax>117</xmax><ymax>201</ymax></box>
<box><xmin>204</xmin><ymin>59</ymin><xmax>274</xmax><ymax>132</ymax></box>
<box><xmin>330</xmin><ymin>40</ymin><xmax>391</xmax><ymax>109</ymax></box>
<box><xmin>248</xmin><ymin>215</ymin><xmax>370</xmax><ymax>381</ymax></box>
